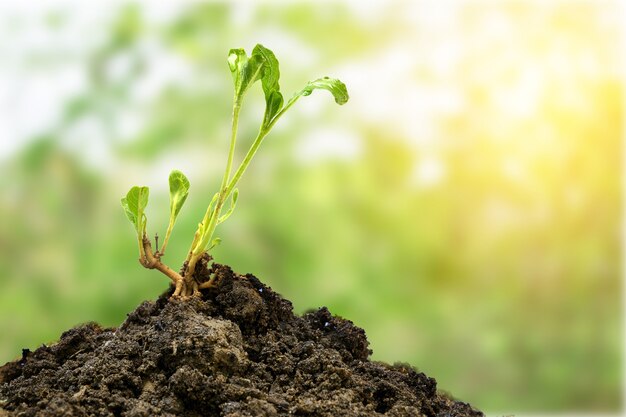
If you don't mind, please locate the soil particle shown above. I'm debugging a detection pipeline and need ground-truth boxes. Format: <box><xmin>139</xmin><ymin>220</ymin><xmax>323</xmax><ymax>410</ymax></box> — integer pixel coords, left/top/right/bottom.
<box><xmin>0</xmin><ymin>263</ymin><xmax>483</xmax><ymax>416</ymax></box>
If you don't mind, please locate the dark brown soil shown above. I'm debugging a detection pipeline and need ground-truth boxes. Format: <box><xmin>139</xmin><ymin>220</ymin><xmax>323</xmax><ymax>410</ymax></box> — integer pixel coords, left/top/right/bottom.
<box><xmin>0</xmin><ymin>263</ymin><xmax>483</xmax><ymax>416</ymax></box>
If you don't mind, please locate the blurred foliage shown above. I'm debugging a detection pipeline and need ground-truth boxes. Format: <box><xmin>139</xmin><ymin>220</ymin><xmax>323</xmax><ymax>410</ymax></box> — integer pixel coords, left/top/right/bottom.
<box><xmin>0</xmin><ymin>2</ymin><xmax>622</xmax><ymax>414</ymax></box>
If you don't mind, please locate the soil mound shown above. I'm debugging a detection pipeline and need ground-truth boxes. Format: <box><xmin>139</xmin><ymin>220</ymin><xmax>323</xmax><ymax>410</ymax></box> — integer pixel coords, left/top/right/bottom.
<box><xmin>0</xmin><ymin>263</ymin><xmax>483</xmax><ymax>416</ymax></box>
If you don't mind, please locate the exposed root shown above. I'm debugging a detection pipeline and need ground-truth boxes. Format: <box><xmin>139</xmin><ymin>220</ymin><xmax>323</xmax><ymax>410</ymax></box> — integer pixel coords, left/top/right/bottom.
<box><xmin>178</xmin><ymin>252</ymin><xmax>216</xmax><ymax>297</ymax></box>
<box><xmin>198</xmin><ymin>275</ymin><xmax>217</xmax><ymax>289</ymax></box>
<box><xmin>139</xmin><ymin>237</ymin><xmax>217</xmax><ymax>299</ymax></box>
<box><xmin>139</xmin><ymin>236</ymin><xmax>183</xmax><ymax>286</ymax></box>
<box><xmin>172</xmin><ymin>278</ymin><xmax>202</xmax><ymax>298</ymax></box>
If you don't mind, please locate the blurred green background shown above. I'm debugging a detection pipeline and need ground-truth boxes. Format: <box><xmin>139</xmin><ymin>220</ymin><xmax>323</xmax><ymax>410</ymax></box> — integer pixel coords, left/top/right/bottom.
<box><xmin>0</xmin><ymin>2</ymin><xmax>622</xmax><ymax>414</ymax></box>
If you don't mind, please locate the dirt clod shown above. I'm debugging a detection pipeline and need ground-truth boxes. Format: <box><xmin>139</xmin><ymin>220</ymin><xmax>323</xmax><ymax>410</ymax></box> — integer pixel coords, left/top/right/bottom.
<box><xmin>0</xmin><ymin>264</ymin><xmax>483</xmax><ymax>416</ymax></box>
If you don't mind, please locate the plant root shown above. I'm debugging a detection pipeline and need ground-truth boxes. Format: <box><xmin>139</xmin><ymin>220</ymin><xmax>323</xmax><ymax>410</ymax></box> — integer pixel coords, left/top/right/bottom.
<box><xmin>198</xmin><ymin>275</ymin><xmax>217</xmax><ymax>289</ymax></box>
<box><xmin>176</xmin><ymin>252</ymin><xmax>216</xmax><ymax>297</ymax></box>
<box><xmin>139</xmin><ymin>236</ymin><xmax>216</xmax><ymax>299</ymax></box>
<box><xmin>172</xmin><ymin>278</ymin><xmax>202</xmax><ymax>298</ymax></box>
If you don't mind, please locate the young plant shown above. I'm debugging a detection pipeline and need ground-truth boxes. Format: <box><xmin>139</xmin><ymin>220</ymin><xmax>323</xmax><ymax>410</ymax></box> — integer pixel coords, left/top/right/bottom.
<box><xmin>122</xmin><ymin>44</ymin><xmax>348</xmax><ymax>298</ymax></box>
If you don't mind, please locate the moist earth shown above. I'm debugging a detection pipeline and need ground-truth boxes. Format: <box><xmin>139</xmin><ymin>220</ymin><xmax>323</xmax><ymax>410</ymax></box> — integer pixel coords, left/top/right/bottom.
<box><xmin>0</xmin><ymin>263</ymin><xmax>483</xmax><ymax>416</ymax></box>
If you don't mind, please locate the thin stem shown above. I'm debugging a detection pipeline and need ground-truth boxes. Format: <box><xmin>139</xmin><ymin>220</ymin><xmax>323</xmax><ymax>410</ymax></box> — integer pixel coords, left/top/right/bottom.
<box><xmin>185</xmin><ymin>88</ymin><xmax>303</xmax><ymax>278</ymax></box>
<box><xmin>184</xmin><ymin>95</ymin><xmax>242</xmax><ymax>277</ymax></box>
<box><xmin>188</xmin><ymin>196</ymin><xmax>222</xmax><ymax>269</ymax></box>
<box><xmin>267</xmin><ymin>94</ymin><xmax>301</xmax><ymax>131</ymax></box>
<box><xmin>225</xmin><ymin>129</ymin><xmax>267</xmax><ymax>196</ymax></box>
<box><xmin>184</xmin><ymin>228</ymin><xmax>201</xmax><ymax>264</ymax></box>
<box><xmin>137</xmin><ymin>214</ymin><xmax>147</xmax><ymax>261</ymax></box>
<box><xmin>222</xmin><ymin>97</ymin><xmax>242</xmax><ymax>191</ymax></box>
<box><xmin>160</xmin><ymin>218</ymin><xmax>175</xmax><ymax>255</ymax></box>
<box><xmin>224</xmin><ymin>95</ymin><xmax>302</xmax><ymax>195</ymax></box>
<box><xmin>138</xmin><ymin>234</ymin><xmax>145</xmax><ymax>262</ymax></box>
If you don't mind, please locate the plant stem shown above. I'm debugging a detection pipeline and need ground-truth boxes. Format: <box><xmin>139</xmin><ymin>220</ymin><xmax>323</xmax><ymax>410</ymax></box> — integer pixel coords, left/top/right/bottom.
<box><xmin>184</xmin><ymin>90</ymin><xmax>303</xmax><ymax>278</ymax></box>
<box><xmin>223</xmin><ymin>94</ymin><xmax>302</xmax><ymax>195</ymax></box>
<box><xmin>225</xmin><ymin>129</ymin><xmax>267</xmax><ymax>196</ymax></box>
<box><xmin>185</xmin><ymin>96</ymin><xmax>242</xmax><ymax>277</ymax></box>
<box><xmin>138</xmin><ymin>234</ymin><xmax>146</xmax><ymax>262</ymax></box>
<box><xmin>267</xmin><ymin>94</ymin><xmax>301</xmax><ymax>131</ymax></box>
<box><xmin>160</xmin><ymin>218</ymin><xmax>175</xmax><ymax>255</ymax></box>
<box><xmin>187</xmin><ymin>195</ymin><xmax>223</xmax><ymax>274</ymax></box>
<box><xmin>140</xmin><ymin>236</ymin><xmax>182</xmax><ymax>285</ymax></box>
<box><xmin>223</xmin><ymin>97</ymin><xmax>242</xmax><ymax>191</ymax></box>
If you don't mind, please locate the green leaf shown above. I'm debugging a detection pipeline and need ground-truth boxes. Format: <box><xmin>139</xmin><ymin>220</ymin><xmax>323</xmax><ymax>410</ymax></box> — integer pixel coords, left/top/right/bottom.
<box><xmin>160</xmin><ymin>170</ymin><xmax>190</xmax><ymax>253</ymax></box>
<box><xmin>201</xmin><ymin>192</ymin><xmax>220</xmax><ymax>234</ymax></box>
<box><xmin>121</xmin><ymin>185</ymin><xmax>148</xmax><ymax>259</ymax></box>
<box><xmin>169</xmin><ymin>170</ymin><xmax>190</xmax><ymax>218</ymax></box>
<box><xmin>253</xmin><ymin>44</ymin><xmax>280</xmax><ymax>97</ymax></box>
<box><xmin>300</xmin><ymin>77</ymin><xmax>349</xmax><ymax>105</ymax></box>
<box><xmin>228</xmin><ymin>48</ymin><xmax>265</xmax><ymax>99</ymax></box>
<box><xmin>263</xmin><ymin>90</ymin><xmax>284</xmax><ymax>127</ymax></box>
<box><xmin>252</xmin><ymin>44</ymin><xmax>285</xmax><ymax>128</ymax></box>
<box><xmin>218</xmin><ymin>188</ymin><xmax>239</xmax><ymax>224</ymax></box>
<box><xmin>209</xmin><ymin>237</ymin><xmax>222</xmax><ymax>250</ymax></box>
<box><xmin>121</xmin><ymin>197</ymin><xmax>136</xmax><ymax>225</ymax></box>
<box><xmin>227</xmin><ymin>48</ymin><xmax>247</xmax><ymax>82</ymax></box>
<box><xmin>260</xmin><ymin>76</ymin><xmax>349</xmax><ymax>130</ymax></box>
<box><xmin>121</xmin><ymin>185</ymin><xmax>149</xmax><ymax>234</ymax></box>
<box><xmin>192</xmin><ymin>192</ymin><xmax>220</xmax><ymax>256</ymax></box>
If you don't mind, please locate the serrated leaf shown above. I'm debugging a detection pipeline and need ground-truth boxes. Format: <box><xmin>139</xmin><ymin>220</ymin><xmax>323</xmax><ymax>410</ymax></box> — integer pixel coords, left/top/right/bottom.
<box><xmin>300</xmin><ymin>77</ymin><xmax>349</xmax><ymax>105</ymax></box>
<box><xmin>169</xmin><ymin>170</ymin><xmax>190</xmax><ymax>218</ymax></box>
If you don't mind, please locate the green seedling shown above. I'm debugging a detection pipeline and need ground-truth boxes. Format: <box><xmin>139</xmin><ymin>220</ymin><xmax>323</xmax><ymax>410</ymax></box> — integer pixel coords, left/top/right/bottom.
<box><xmin>121</xmin><ymin>44</ymin><xmax>348</xmax><ymax>298</ymax></box>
